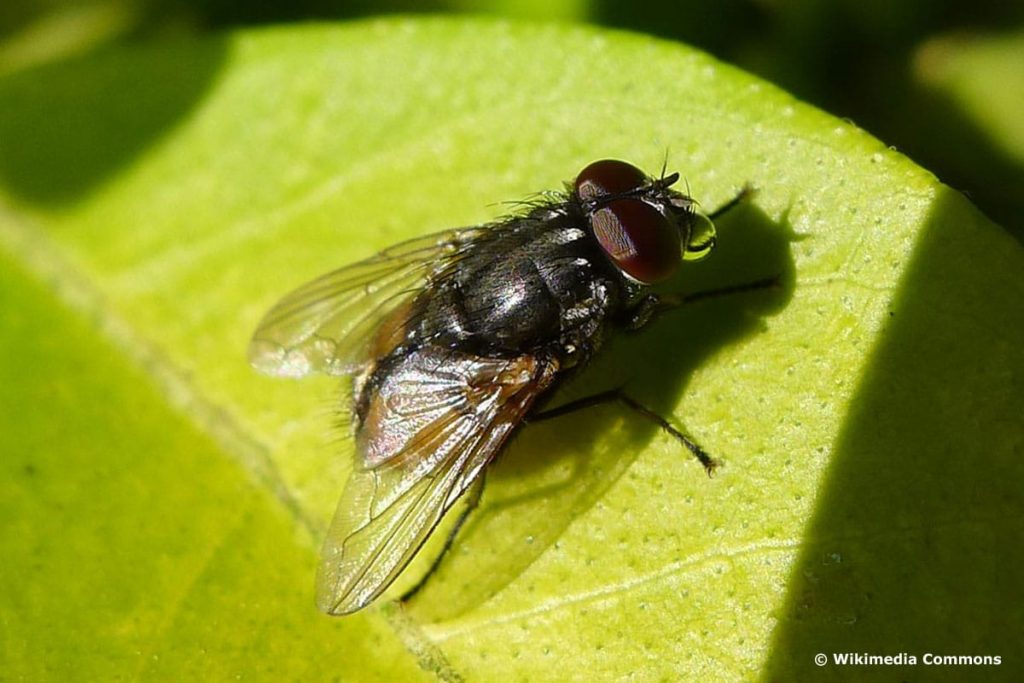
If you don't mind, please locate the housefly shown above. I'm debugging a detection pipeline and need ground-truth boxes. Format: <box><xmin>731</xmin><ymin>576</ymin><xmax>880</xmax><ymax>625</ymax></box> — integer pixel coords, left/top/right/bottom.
<box><xmin>249</xmin><ymin>159</ymin><xmax>759</xmax><ymax>615</ymax></box>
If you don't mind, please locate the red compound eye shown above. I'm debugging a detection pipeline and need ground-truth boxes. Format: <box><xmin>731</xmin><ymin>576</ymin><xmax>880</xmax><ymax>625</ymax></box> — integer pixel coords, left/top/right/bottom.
<box><xmin>591</xmin><ymin>198</ymin><xmax>681</xmax><ymax>284</ymax></box>
<box><xmin>574</xmin><ymin>159</ymin><xmax>648</xmax><ymax>202</ymax></box>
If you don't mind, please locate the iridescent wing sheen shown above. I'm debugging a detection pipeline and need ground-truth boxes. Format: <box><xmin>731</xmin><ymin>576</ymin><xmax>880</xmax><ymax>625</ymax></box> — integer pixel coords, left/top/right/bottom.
<box><xmin>316</xmin><ymin>346</ymin><xmax>558</xmax><ymax>615</ymax></box>
<box><xmin>248</xmin><ymin>228</ymin><xmax>483</xmax><ymax>377</ymax></box>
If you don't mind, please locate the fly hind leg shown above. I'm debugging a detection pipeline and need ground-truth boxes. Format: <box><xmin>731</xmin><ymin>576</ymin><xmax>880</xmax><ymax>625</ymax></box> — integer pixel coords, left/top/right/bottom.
<box><xmin>399</xmin><ymin>474</ymin><xmax>486</xmax><ymax>605</ymax></box>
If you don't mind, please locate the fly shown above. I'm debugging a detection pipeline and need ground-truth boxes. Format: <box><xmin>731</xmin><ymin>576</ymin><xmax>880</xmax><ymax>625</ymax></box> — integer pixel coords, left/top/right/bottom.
<box><xmin>249</xmin><ymin>159</ymin><xmax>767</xmax><ymax>615</ymax></box>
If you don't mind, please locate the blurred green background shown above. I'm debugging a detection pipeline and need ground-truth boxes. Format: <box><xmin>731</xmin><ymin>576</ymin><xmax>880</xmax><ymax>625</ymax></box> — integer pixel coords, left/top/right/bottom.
<box><xmin>2</xmin><ymin>0</ymin><xmax>1022</xmax><ymax>240</ymax></box>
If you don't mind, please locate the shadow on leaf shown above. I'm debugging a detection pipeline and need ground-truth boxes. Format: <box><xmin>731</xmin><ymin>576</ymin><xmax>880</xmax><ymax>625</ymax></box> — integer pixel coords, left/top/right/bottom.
<box><xmin>762</xmin><ymin>188</ymin><xmax>1024</xmax><ymax>680</ymax></box>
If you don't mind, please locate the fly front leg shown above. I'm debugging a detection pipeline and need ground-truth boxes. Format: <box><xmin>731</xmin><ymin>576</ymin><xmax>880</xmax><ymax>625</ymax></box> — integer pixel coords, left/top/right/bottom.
<box><xmin>708</xmin><ymin>183</ymin><xmax>756</xmax><ymax>221</ymax></box>
<box><xmin>624</xmin><ymin>276</ymin><xmax>780</xmax><ymax>328</ymax></box>
<box><xmin>657</xmin><ymin>276</ymin><xmax>781</xmax><ymax>313</ymax></box>
<box><xmin>623</xmin><ymin>294</ymin><xmax>662</xmax><ymax>330</ymax></box>
<box><xmin>631</xmin><ymin>183</ymin><xmax>776</xmax><ymax>324</ymax></box>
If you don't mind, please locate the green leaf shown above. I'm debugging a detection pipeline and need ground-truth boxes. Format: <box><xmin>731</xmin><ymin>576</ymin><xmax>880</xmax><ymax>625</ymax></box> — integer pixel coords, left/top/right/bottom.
<box><xmin>1</xmin><ymin>17</ymin><xmax>1021</xmax><ymax>680</ymax></box>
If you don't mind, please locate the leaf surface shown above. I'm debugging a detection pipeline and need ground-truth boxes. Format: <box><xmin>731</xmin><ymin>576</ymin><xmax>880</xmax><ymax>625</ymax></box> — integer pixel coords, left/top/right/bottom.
<box><xmin>1</xmin><ymin>18</ymin><xmax>1021</xmax><ymax>681</ymax></box>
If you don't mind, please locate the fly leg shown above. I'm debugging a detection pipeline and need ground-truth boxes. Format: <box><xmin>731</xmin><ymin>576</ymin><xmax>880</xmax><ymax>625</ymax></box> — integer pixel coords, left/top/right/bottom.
<box><xmin>604</xmin><ymin>274</ymin><xmax>779</xmax><ymax>470</ymax></box>
<box><xmin>657</xmin><ymin>276</ymin><xmax>781</xmax><ymax>311</ymax></box>
<box><xmin>708</xmin><ymin>183</ymin><xmax>756</xmax><ymax>220</ymax></box>
<box><xmin>627</xmin><ymin>183</ymin><xmax>777</xmax><ymax>326</ymax></box>
<box><xmin>528</xmin><ymin>389</ymin><xmax>718</xmax><ymax>476</ymax></box>
<box><xmin>399</xmin><ymin>473</ymin><xmax>486</xmax><ymax>605</ymax></box>
<box><xmin>624</xmin><ymin>275</ymin><xmax>781</xmax><ymax>332</ymax></box>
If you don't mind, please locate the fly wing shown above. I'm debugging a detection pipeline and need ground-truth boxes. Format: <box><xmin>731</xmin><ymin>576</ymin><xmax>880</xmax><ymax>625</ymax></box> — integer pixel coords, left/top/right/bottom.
<box><xmin>249</xmin><ymin>228</ymin><xmax>483</xmax><ymax>377</ymax></box>
<box><xmin>316</xmin><ymin>346</ymin><xmax>558</xmax><ymax>615</ymax></box>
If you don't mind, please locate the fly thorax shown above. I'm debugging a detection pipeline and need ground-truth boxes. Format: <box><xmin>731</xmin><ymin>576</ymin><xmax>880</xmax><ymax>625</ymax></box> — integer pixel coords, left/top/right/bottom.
<box><xmin>458</xmin><ymin>255</ymin><xmax>561</xmax><ymax>349</ymax></box>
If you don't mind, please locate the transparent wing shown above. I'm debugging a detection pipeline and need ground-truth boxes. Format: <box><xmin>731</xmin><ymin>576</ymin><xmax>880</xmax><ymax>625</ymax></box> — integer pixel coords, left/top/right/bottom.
<box><xmin>315</xmin><ymin>346</ymin><xmax>558</xmax><ymax>615</ymax></box>
<box><xmin>249</xmin><ymin>227</ymin><xmax>483</xmax><ymax>377</ymax></box>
